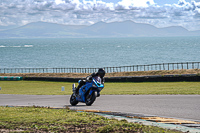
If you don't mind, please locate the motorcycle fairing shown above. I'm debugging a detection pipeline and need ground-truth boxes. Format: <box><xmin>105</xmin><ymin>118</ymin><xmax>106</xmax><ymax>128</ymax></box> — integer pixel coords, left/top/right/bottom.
<box><xmin>76</xmin><ymin>82</ymin><xmax>93</xmax><ymax>102</ymax></box>
<box><xmin>76</xmin><ymin>78</ymin><xmax>104</xmax><ymax>103</ymax></box>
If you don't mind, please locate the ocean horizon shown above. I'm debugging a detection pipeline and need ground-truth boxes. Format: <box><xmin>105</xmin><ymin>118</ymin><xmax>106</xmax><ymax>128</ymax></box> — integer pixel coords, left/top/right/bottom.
<box><xmin>0</xmin><ymin>37</ymin><xmax>200</xmax><ymax>68</ymax></box>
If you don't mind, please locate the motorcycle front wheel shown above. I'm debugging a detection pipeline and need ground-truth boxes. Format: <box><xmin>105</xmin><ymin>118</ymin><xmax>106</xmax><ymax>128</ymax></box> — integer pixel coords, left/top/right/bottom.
<box><xmin>85</xmin><ymin>92</ymin><xmax>96</xmax><ymax>106</ymax></box>
<box><xmin>70</xmin><ymin>94</ymin><xmax>78</xmax><ymax>106</ymax></box>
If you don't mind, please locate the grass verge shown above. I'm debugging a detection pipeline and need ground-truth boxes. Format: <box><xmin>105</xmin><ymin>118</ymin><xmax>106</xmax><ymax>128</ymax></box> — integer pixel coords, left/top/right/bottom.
<box><xmin>0</xmin><ymin>106</ymin><xmax>181</xmax><ymax>133</ymax></box>
<box><xmin>1</xmin><ymin>69</ymin><xmax>200</xmax><ymax>78</ymax></box>
<box><xmin>0</xmin><ymin>81</ymin><xmax>200</xmax><ymax>95</ymax></box>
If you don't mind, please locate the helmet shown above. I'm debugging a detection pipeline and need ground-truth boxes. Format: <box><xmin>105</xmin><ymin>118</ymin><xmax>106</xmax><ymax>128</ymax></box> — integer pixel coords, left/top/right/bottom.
<box><xmin>97</xmin><ymin>68</ymin><xmax>105</xmax><ymax>78</ymax></box>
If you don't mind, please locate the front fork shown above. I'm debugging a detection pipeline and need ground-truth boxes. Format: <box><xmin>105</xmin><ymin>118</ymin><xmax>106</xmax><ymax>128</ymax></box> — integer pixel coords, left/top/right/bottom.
<box><xmin>72</xmin><ymin>83</ymin><xmax>76</xmax><ymax>94</ymax></box>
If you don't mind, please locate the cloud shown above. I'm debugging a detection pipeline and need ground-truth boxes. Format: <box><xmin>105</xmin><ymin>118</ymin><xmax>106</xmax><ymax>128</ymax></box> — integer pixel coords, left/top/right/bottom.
<box><xmin>0</xmin><ymin>0</ymin><xmax>200</xmax><ymax>30</ymax></box>
<box><xmin>117</xmin><ymin>0</ymin><xmax>155</xmax><ymax>8</ymax></box>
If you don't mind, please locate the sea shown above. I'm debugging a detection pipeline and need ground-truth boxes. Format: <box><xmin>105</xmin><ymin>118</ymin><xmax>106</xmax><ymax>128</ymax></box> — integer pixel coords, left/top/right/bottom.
<box><xmin>0</xmin><ymin>37</ymin><xmax>200</xmax><ymax>68</ymax></box>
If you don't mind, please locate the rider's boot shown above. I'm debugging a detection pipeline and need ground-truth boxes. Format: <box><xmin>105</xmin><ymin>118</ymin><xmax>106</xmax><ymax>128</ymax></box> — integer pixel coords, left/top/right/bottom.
<box><xmin>75</xmin><ymin>84</ymin><xmax>81</xmax><ymax>95</ymax></box>
<box><xmin>75</xmin><ymin>80</ymin><xmax>85</xmax><ymax>95</ymax></box>
<box><xmin>75</xmin><ymin>88</ymin><xmax>79</xmax><ymax>95</ymax></box>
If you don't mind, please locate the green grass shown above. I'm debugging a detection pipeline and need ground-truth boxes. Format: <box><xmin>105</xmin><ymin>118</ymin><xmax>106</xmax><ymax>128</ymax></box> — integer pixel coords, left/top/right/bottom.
<box><xmin>0</xmin><ymin>81</ymin><xmax>73</xmax><ymax>95</ymax></box>
<box><xmin>0</xmin><ymin>106</ymin><xmax>181</xmax><ymax>133</ymax></box>
<box><xmin>0</xmin><ymin>81</ymin><xmax>200</xmax><ymax>95</ymax></box>
<box><xmin>103</xmin><ymin>82</ymin><xmax>200</xmax><ymax>95</ymax></box>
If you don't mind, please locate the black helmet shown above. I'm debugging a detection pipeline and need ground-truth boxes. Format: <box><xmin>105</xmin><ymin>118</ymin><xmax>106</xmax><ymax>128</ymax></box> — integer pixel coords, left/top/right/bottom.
<box><xmin>97</xmin><ymin>68</ymin><xmax>105</xmax><ymax>78</ymax></box>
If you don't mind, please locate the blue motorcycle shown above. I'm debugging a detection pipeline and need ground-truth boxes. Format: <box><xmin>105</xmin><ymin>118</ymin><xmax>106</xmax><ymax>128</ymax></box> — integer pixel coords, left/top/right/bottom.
<box><xmin>70</xmin><ymin>78</ymin><xmax>104</xmax><ymax>106</ymax></box>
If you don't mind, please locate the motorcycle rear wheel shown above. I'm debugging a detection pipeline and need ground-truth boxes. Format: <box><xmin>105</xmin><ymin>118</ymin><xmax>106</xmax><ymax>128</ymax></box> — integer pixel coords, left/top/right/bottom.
<box><xmin>70</xmin><ymin>94</ymin><xmax>78</xmax><ymax>106</ymax></box>
<box><xmin>85</xmin><ymin>92</ymin><xmax>96</xmax><ymax>106</ymax></box>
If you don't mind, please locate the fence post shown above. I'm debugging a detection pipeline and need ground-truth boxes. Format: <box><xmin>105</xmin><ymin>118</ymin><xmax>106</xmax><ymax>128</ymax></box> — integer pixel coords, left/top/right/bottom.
<box><xmin>168</xmin><ymin>63</ymin><xmax>169</xmax><ymax>71</ymax></box>
<box><xmin>1</xmin><ymin>62</ymin><xmax>200</xmax><ymax>74</ymax></box>
<box><xmin>163</xmin><ymin>63</ymin><xmax>165</xmax><ymax>70</ymax></box>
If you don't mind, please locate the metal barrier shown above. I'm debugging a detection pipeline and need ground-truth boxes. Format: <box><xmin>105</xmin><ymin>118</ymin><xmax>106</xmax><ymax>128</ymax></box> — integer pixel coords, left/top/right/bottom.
<box><xmin>0</xmin><ymin>62</ymin><xmax>200</xmax><ymax>74</ymax></box>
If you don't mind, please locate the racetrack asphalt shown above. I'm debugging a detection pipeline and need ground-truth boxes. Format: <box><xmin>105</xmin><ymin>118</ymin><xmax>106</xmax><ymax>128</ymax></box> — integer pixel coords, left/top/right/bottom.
<box><xmin>0</xmin><ymin>94</ymin><xmax>200</xmax><ymax>121</ymax></box>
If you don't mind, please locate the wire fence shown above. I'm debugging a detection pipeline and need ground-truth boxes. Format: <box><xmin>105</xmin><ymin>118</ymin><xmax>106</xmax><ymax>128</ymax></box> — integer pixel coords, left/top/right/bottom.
<box><xmin>0</xmin><ymin>62</ymin><xmax>200</xmax><ymax>74</ymax></box>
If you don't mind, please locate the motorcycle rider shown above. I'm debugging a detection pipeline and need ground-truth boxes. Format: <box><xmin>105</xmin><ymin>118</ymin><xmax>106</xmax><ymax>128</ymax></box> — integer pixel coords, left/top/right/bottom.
<box><xmin>75</xmin><ymin>68</ymin><xmax>105</xmax><ymax>95</ymax></box>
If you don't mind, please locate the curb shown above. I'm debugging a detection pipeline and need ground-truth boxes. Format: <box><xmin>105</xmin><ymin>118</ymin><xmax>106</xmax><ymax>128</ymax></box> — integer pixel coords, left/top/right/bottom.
<box><xmin>0</xmin><ymin>76</ymin><xmax>23</xmax><ymax>81</ymax></box>
<box><xmin>75</xmin><ymin>110</ymin><xmax>200</xmax><ymax>133</ymax></box>
<box><xmin>76</xmin><ymin>109</ymin><xmax>200</xmax><ymax>133</ymax></box>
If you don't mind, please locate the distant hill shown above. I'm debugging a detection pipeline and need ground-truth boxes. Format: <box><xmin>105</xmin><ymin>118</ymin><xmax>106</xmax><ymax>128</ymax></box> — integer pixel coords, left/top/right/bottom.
<box><xmin>0</xmin><ymin>25</ymin><xmax>18</xmax><ymax>31</ymax></box>
<box><xmin>0</xmin><ymin>21</ymin><xmax>199</xmax><ymax>38</ymax></box>
<box><xmin>79</xmin><ymin>21</ymin><xmax>161</xmax><ymax>37</ymax></box>
<box><xmin>79</xmin><ymin>21</ymin><xmax>196</xmax><ymax>37</ymax></box>
<box><xmin>0</xmin><ymin>21</ymin><xmax>86</xmax><ymax>38</ymax></box>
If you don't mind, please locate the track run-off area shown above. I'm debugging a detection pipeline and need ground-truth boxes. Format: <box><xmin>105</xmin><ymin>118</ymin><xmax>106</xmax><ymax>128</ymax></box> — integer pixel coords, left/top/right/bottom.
<box><xmin>0</xmin><ymin>94</ymin><xmax>200</xmax><ymax>119</ymax></box>
<box><xmin>0</xmin><ymin>95</ymin><xmax>199</xmax><ymax>119</ymax></box>
<box><xmin>1</xmin><ymin>94</ymin><xmax>200</xmax><ymax>132</ymax></box>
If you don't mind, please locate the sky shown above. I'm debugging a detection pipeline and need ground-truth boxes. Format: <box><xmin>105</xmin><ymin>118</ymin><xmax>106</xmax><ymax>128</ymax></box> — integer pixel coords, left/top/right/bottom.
<box><xmin>97</xmin><ymin>0</ymin><xmax>192</xmax><ymax>5</ymax></box>
<box><xmin>1</xmin><ymin>0</ymin><xmax>200</xmax><ymax>31</ymax></box>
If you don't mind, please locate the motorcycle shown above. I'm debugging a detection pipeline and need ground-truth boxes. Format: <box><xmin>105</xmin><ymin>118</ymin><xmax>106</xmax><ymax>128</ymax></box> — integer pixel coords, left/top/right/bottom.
<box><xmin>70</xmin><ymin>78</ymin><xmax>104</xmax><ymax>106</ymax></box>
